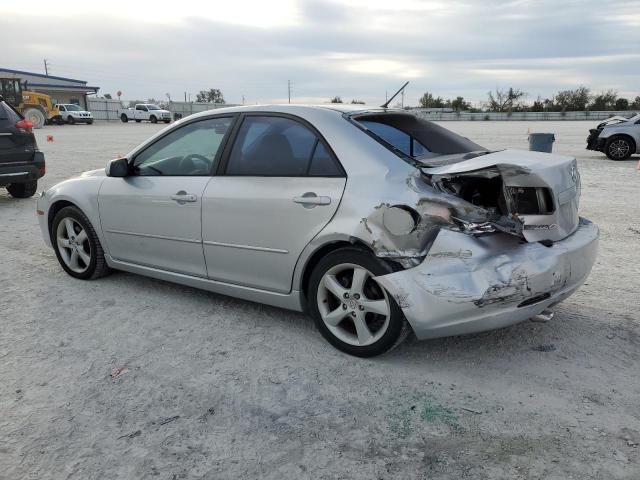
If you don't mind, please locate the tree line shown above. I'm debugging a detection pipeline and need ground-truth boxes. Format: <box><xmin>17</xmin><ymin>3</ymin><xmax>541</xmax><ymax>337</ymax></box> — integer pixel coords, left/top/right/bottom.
<box><xmin>418</xmin><ymin>87</ymin><xmax>640</xmax><ymax>112</ymax></box>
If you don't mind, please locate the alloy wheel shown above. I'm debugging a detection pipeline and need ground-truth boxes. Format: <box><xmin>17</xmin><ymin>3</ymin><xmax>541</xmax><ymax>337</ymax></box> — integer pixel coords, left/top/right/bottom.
<box><xmin>56</xmin><ymin>217</ymin><xmax>91</xmax><ymax>273</ymax></box>
<box><xmin>316</xmin><ymin>263</ymin><xmax>391</xmax><ymax>347</ymax></box>
<box><xmin>609</xmin><ymin>139</ymin><xmax>630</xmax><ymax>159</ymax></box>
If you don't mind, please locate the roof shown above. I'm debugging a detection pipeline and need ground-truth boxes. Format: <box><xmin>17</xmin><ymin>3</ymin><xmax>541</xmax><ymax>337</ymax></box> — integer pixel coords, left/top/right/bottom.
<box><xmin>0</xmin><ymin>68</ymin><xmax>89</xmax><ymax>85</ymax></box>
<box><xmin>183</xmin><ymin>104</ymin><xmax>393</xmax><ymax>119</ymax></box>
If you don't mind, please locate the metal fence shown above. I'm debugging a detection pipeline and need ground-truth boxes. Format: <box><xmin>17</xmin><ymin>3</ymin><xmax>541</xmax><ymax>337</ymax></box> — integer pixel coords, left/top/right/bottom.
<box><xmin>86</xmin><ymin>98</ymin><xmax>636</xmax><ymax>122</ymax></box>
<box><xmin>87</xmin><ymin>98</ymin><xmax>239</xmax><ymax>121</ymax></box>
<box><xmin>168</xmin><ymin>101</ymin><xmax>239</xmax><ymax>118</ymax></box>
<box><xmin>411</xmin><ymin>109</ymin><xmax>636</xmax><ymax>121</ymax></box>
<box><xmin>86</xmin><ymin>98</ymin><xmax>123</xmax><ymax>121</ymax></box>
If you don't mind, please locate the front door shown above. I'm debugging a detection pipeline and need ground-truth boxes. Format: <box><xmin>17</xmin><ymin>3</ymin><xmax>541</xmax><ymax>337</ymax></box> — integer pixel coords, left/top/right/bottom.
<box><xmin>202</xmin><ymin>114</ymin><xmax>346</xmax><ymax>293</ymax></box>
<box><xmin>98</xmin><ymin>116</ymin><xmax>235</xmax><ymax>276</ymax></box>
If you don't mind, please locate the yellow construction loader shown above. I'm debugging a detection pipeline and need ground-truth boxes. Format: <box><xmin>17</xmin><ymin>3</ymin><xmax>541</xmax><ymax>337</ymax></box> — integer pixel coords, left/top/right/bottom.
<box><xmin>0</xmin><ymin>77</ymin><xmax>61</xmax><ymax>128</ymax></box>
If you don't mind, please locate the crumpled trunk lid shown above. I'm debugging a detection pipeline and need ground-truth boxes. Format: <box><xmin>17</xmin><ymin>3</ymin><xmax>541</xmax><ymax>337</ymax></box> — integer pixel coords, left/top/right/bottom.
<box><xmin>422</xmin><ymin>149</ymin><xmax>581</xmax><ymax>242</ymax></box>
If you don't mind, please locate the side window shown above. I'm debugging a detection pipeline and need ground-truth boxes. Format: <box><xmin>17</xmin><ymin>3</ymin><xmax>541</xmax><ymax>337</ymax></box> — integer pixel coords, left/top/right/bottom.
<box><xmin>132</xmin><ymin>117</ymin><xmax>233</xmax><ymax>176</ymax></box>
<box><xmin>226</xmin><ymin>116</ymin><xmax>319</xmax><ymax>176</ymax></box>
<box><xmin>59</xmin><ymin>105</ymin><xmax>66</xmax><ymax>111</ymax></box>
<box><xmin>308</xmin><ymin>143</ymin><xmax>342</xmax><ymax>176</ymax></box>
<box><xmin>136</xmin><ymin>105</ymin><xmax>147</xmax><ymax>111</ymax></box>
<box><xmin>360</xmin><ymin>120</ymin><xmax>429</xmax><ymax>156</ymax></box>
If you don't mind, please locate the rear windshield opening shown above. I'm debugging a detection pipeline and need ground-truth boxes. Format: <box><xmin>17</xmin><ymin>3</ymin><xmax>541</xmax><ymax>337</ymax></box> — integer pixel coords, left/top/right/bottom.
<box><xmin>350</xmin><ymin>113</ymin><xmax>486</xmax><ymax>161</ymax></box>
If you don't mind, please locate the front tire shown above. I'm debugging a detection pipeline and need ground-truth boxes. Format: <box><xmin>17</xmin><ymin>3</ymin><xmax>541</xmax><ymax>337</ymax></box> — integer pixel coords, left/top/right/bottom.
<box><xmin>605</xmin><ymin>136</ymin><xmax>634</xmax><ymax>160</ymax></box>
<box><xmin>149</xmin><ymin>115</ymin><xmax>157</xmax><ymax>124</ymax></box>
<box><xmin>22</xmin><ymin>108</ymin><xmax>46</xmax><ymax>129</ymax></box>
<box><xmin>6</xmin><ymin>180</ymin><xmax>38</xmax><ymax>198</ymax></box>
<box><xmin>308</xmin><ymin>247</ymin><xmax>410</xmax><ymax>357</ymax></box>
<box><xmin>51</xmin><ymin>206</ymin><xmax>111</xmax><ymax>280</ymax></box>
<box><xmin>67</xmin><ymin>115</ymin><xmax>75</xmax><ymax>125</ymax></box>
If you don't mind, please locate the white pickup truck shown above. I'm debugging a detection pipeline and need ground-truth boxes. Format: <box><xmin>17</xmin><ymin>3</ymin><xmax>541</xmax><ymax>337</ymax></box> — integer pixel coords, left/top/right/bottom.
<box><xmin>118</xmin><ymin>104</ymin><xmax>172</xmax><ymax>124</ymax></box>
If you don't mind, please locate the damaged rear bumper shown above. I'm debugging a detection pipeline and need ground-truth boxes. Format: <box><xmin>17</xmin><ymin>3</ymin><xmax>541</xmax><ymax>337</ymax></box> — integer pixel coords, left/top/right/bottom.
<box><xmin>374</xmin><ymin>218</ymin><xmax>598</xmax><ymax>340</ymax></box>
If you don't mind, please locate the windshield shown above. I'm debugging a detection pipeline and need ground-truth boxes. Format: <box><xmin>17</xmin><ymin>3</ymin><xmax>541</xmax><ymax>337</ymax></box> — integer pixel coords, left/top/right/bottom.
<box><xmin>350</xmin><ymin>112</ymin><xmax>486</xmax><ymax>164</ymax></box>
<box><xmin>146</xmin><ymin>104</ymin><xmax>162</xmax><ymax>110</ymax></box>
<box><xmin>63</xmin><ymin>104</ymin><xmax>82</xmax><ymax>111</ymax></box>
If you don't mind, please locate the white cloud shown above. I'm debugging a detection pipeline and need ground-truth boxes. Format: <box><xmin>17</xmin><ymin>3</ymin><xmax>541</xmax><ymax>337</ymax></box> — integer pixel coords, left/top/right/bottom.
<box><xmin>0</xmin><ymin>0</ymin><xmax>638</xmax><ymax>105</ymax></box>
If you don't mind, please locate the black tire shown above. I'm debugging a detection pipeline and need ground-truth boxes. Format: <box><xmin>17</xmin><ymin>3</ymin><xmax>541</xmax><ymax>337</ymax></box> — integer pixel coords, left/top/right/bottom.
<box><xmin>135</xmin><ymin>120</ymin><xmax>141</xmax><ymax>123</ymax></box>
<box><xmin>6</xmin><ymin>180</ymin><xmax>38</xmax><ymax>198</ymax></box>
<box><xmin>605</xmin><ymin>136</ymin><xmax>634</xmax><ymax>160</ymax></box>
<box><xmin>308</xmin><ymin>247</ymin><xmax>410</xmax><ymax>357</ymax></box>
<box><xmin>22</xmin><ymin>108</ymin><xmax>46</xmax><ymax>129</ymax></box>
<box><xmin>163</xmin><ymin>119</ymin><xmax>171</xmax><ymax>123</ymax></box>
<box><xmin>87</xmin><ymin>120</ymin><xmax>93</xmax><ymax>125</ymax></box>
<box><xmin>149</xmin><ymin>115</ymin><xmax>157</xmax><ymax>124</ymax></box>
<box><xmin>51</xmin><ymin>206</ymin><xmax>111</xmax><ymax>280</ymax></box>
<box><xmin>120</xmin><ymin>114</ymin><xmax>129</xmax><ymax>123</ymax></box>
<box><xmin>67</xmin><ymin>115</ymin><xmax>75</xmax><ymax>125</ymax></box>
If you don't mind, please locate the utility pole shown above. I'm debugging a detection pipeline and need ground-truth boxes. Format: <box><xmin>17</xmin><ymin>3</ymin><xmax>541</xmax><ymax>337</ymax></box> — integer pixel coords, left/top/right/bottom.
<box><xmin>242</xmin><ymin>95</ymin><xmax>245</xmax><ymax>105</ymax></box>
<box><xmin>288</xmin><ymin>80</ymin><xmax>291</xmax><ymax>104</ymax></box>
<box><xmin>184</xmin><ymin>92</ymin><xmax>187</xmax><ymax>102</ymax></box>
<box><xmin>43</xmin><ymin>59</ymin><xmax>49</xmax><ymax>76</ymax></box>
<box><xmin>401</xmin><ymin>89</ymin><xmax>404</xmax><ymax>108</ymax></box>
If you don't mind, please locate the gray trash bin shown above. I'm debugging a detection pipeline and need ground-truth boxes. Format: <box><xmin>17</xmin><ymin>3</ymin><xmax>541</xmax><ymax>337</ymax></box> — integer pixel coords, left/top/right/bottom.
<box><xmin>528</xmin><ymin>133</ymin><xmax>555</xmax><ymax>153</ymax></box>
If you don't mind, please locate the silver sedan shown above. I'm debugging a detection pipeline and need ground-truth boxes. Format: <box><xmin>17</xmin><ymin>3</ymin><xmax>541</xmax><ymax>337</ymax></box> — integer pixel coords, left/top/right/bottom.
<box><xmin>36</xmin><ymin>105</ymin><xmax>599</xmax><ymax>357</ymax></box>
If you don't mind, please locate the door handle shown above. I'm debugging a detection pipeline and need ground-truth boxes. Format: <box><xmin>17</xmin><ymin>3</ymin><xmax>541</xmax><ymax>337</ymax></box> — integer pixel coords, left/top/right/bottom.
<box><xmin>293</xmin><ymin>192</ymin><xmax>331</xmax><ymax>208</ymax></box>
<box><xmin>170</xmin><ymin>191</ymin><xmax>197</xmax><ymax>204</ymax></box>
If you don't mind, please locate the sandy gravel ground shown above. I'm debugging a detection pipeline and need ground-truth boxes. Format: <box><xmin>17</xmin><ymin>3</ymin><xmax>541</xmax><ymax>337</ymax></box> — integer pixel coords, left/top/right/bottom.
<box><xmin>0</xmin><ymin>120</ymin><xmax>638</xmax><ymax>479</ymax></box>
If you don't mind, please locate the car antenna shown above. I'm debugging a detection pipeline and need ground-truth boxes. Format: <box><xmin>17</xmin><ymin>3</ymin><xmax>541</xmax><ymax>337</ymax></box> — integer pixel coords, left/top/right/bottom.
<box><xmin>380</xmin><ymin>81</ymin><xmax>409</xmax><ymax>109</ymax></box>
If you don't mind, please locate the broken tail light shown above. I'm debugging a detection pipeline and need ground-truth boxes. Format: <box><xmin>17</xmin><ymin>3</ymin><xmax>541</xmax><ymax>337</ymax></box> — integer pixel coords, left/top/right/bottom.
<box><xmin>16</xmin><ymin>119</ymin><xmax>33</xmax><ymax>130</ymax></box>
<box><xmin>505</xmin><ymin>187</ymin><xmax>554</xmax><ymax>215</ymax></box>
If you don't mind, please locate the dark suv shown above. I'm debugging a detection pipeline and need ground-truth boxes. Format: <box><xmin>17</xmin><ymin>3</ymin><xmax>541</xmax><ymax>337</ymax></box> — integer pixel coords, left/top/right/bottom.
<box><xmin>0</xmin><ymin>96</ymin><xmax>45</xmax><ymax>198</ymax></box>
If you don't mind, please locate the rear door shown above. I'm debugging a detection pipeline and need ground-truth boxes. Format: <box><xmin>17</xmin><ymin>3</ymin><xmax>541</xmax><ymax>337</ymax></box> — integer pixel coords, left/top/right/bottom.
<box><xmin>0</xmin><ymin>101</ymin><xmax>35</xmax><ymax>166</ymax></box>
<box><xmin>202</xmin><ymin>114</ymin><xmax>346</xmax><ymax>293</ymax></box>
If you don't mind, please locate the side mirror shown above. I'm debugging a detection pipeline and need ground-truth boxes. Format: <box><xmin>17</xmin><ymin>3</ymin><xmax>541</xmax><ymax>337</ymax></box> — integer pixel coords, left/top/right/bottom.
<box><xmin>106</xmin><ymin>157</ymin><xmax>130</xmax><ymax>177</ymax></box>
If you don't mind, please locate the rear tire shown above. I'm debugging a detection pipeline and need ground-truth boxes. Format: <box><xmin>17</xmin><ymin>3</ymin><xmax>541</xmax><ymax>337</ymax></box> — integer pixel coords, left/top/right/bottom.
<box><xmin>605</xmin><ymin>136</ymin><xmax>634</xmax><ymax>160</ymax></box>
<box><xmin>22</xmin><ymin>108</ymin><xmax>46</xmax><ymax>129</ymax></box>
<box><xmin>135</xmin><ymin>120</ymin><xmax>141</xmax><ymax>123</ymax></box>
<box><xmin>120</xmin><ymin>114</ymin><xmax>129</xmax><ymax>123</ymax></box>
<box><xmin>6</xmin><ymin>180</ymin><xmax>38</xmax><ymax>198</ymax></box>
<box><xmin>51</xmin><ymin>206</ymin><xmax>111</xmax><ymax>280</ymax></box>
<box><xmin>308</xmin><ymin>247</ymin><xmax>410</xmax><ymax>357</ymax></box>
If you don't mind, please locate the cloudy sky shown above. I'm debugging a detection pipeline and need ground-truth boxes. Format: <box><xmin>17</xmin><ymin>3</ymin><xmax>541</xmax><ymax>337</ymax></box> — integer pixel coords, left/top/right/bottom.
<box><xmin>2</xmin><ymin>0</ymin><xmax>639</xmax><ymax>106</ymax></box>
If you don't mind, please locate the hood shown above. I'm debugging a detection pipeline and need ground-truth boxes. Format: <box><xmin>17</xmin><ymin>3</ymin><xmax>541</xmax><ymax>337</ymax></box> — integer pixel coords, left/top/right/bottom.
<box><xmin>598</xmin><ymin>113</ymin><xmax>639</xmax><ymax>129</ymax></box>
<box><xmin>79</xmin><ymin>168</ymin><xmax>106</xmax><ymax>178</ymax></box>
<box><xmin>421</xmin><ymin>149</ymin><xmax>581</xmax><ymax>243</ymax></box>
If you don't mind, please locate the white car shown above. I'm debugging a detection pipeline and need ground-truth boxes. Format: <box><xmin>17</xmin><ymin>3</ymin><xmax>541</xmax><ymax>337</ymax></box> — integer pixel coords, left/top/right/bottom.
<box><xmin>57</xmin><ymin>104</ymin><xmax>93</xmax><ymax>124</ymax></box>
<box><xmin>586</xmin><ymin>113</ymin><xmax>640</xmax><ymax>160</ymax></box>
<box><xmin>119</xmin><ymin>104</ymin><xmax>172</xmax><ymax>124</ymax></box>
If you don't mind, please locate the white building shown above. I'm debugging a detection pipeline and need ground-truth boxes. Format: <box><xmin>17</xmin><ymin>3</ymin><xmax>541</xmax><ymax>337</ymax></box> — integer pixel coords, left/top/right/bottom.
<box><xmin>0</xmin><ymin>67</ymin><xmax>99</xmax><ymax>109</ymax></box>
